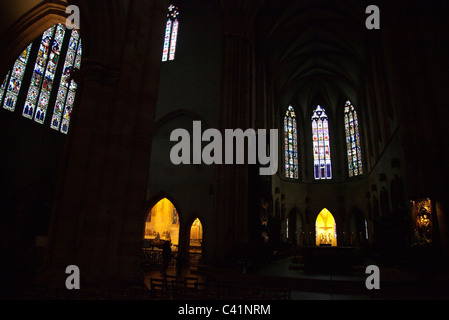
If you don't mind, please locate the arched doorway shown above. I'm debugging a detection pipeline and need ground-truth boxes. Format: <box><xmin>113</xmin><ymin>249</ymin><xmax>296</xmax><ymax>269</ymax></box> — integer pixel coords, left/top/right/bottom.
<box><xmin>189</xmin><ymin>218</ymin><xmax>203</xmax><ymax>266</ymax></box>
<box><xmin>315</xmin><ymin>209</ymin><xmax>337</xmax><ymax>247</ymax></box>
<box><xmin>142</xmin><ymin>198</ymin><xmax>180</xmax><ymax>271</ymax></box>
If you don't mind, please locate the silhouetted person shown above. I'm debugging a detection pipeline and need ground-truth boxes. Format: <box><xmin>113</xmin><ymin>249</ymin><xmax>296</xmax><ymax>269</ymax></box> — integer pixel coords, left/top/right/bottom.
<box><xmin>161</xmin><ymin>241</ymin><xmax>172</xmax><ymax>276</ymax></box>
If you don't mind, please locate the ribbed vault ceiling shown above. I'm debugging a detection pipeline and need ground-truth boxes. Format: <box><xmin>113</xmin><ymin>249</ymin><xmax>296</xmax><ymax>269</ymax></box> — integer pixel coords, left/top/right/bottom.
<box><xmin>255</xmin><ymin>0</ymin><xmax>369</xmax><ymax>117</ymax></box>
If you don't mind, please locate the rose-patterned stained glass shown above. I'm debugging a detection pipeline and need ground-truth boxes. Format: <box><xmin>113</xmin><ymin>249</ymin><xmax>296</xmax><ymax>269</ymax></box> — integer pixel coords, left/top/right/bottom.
<box><xmin>162</xmin><ymin>4</ymin><xmax>180</xmax><ymax>62</ymax></box>
<box><xmin>2</xmin><ymin>44</ymin><xmax>32</xmax><ymax>112</ymax></box>
<box><xmin>284</xmin><ymin>106</ymin><xmax>298</xmax><ymax>179</ymax></box>
<box><xmin>50</xmin><ymin>30</ymin><xmax>82</xmax><ymax>134</ymax></box>
<box><xmin>312</xmin><ymin>105</ymin><xmax>332</xmax><ymax>180</ymax></box>
<box><xmin>344</xmin><ymin>101</ymin><xmax>363</xmax><ymax>177</ymax></box>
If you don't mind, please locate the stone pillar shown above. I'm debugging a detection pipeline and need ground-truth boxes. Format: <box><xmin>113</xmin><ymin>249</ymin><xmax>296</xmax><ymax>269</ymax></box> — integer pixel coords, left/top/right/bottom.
<box><xmin>38</xmin><ymin>0</ymin><xmax>167</xmax><ymax>290</ymax></box>
<box><xmin>214</xmin><ymin>0</ymin><xmax>264</xmax><ymax>263</ymax></box>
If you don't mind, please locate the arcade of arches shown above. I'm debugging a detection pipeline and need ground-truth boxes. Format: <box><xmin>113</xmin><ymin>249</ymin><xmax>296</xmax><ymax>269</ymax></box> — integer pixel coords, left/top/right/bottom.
<box><xmin>143</xmin><ymin>198</ymin><xmax>204</xmax><ymax>270</ymax></box>
<box><xmin>0</xmin><ymin>0</ymin><xmax>448</xmax><ymax>299</ymax></box>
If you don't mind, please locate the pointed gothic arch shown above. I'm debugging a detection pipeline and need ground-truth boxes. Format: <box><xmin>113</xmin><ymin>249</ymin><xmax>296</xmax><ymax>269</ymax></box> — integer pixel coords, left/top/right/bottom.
<box><xmin>143</xmin><ymin>197</ymin><xmax>181</xmax><ymax>250</ymax></box>
<box><xmin>189</xmin><ymin>217</ymin><xmax>204</xmax><ymax>265</ymax></box>
<box><xmin>315</xmin><ymin>208</ymin><xmax>337</xmax><ymax>247</ymax></box>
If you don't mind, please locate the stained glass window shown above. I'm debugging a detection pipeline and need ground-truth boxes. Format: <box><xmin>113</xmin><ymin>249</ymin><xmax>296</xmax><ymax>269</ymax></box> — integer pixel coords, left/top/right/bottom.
<box><xmin>172</xmin><ymin>207</ymin><xmax>179</xmax><ymax>224</ymax></box>
<box><xmin>2</xmin><ymin>44</ymin><xmax>32</xmax><ymax>112</ymax></box>
<box><xmin>33</xmin><ymin>24</ymin><xmax>66</xmax><ymax>124</ymax></box>
<box><xmin>162</xmin><ymin>4</ymin><xmax>180</xmax><ymax>62</ymax></box>
<box><xmin>284</xmin><ymin>106</ymin><xmax>298</xmax><ymax>179</ymax></box>
<box><xmin>364</xmin><ymin>219</ymin><xmax>369</xmax><ymax>240</ymax></box>
<box><xmin>0</xmin><ymin>73</ymin><xmax>9</xmax><ymax>105</ymax></box>
<box><xmin>312</xmin><ymin>105</ymin><xmax>332</xmax><ymax>180</ymax></box>
<box><xmin>23</xmin><ymin>25</ymin><xmax>57</xmax><ymax>121</ymax></box>
<box><xmin>0</xmin><ymin>23</ymin><xmax>82</xmax><ymax>135</ymax></box>
<box><xmin>50</xmin><ymin>30</ymin><xmax>82</xmax><ymax>134</ymax></box>
<box><xmin>344</xmin><ymin>101</ymin><xmax>363</xmax><ymax>177</ymax></box>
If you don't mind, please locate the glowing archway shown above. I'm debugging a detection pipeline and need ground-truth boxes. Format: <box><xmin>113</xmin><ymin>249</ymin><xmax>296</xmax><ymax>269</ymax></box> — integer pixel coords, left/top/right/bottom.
<box><xmin>189</xmin><ymin>218</ymin><xmax>203</xmax><ymax>252</ymax></box>
<box><xmin>144</xmin><ymin>198</ymin><xmax>180</xmax><ymax>249</ymax></box>
<box><xmin>315</xmin><ymin>209</ymin><xmax>337</xmax><ymax>246</ymax></box>
<box><xmin>188</xmin><ymin>218</ymin><xmax>203</xmax><ymax>266</ymax></box>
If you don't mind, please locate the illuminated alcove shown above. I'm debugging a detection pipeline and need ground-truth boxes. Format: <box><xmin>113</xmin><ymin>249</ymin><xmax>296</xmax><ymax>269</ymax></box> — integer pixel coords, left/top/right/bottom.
<box><xmin>189</xmin><ymin>218</ymin><xmax>203</xmax><ymax>266</ymax></box>
<box><xmin>189</xmin><ymin>218</ymin><xmax>203</xmax><ymax>252</ymax></box>
<box><xmin>315</xmin><ymin>209</ymin><xmax>337</xmax><ymax>247</ymax></box>
<box><xmin>144</xmin><ymin>198</ymin><xmax>180</xmax><ymax>250</ymax></box>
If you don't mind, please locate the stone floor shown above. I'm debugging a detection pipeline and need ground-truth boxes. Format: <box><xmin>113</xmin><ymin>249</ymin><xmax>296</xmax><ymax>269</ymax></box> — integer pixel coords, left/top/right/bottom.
<box><xmin>6</xmin><ymin>250</ymin><xmax>449</xmax><ymax>300</ymax></box>
<box><xmin>143</xmin><ymin>253</ymin><xmax>449</xmax><ymax>300</ymax></box>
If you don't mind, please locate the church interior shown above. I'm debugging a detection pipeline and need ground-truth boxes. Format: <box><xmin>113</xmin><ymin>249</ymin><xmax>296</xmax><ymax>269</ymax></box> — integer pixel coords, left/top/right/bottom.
<box><xmin>0</xmin><ymin>0</ymin><xmax>448</xmax><ymax>300</ymax></box>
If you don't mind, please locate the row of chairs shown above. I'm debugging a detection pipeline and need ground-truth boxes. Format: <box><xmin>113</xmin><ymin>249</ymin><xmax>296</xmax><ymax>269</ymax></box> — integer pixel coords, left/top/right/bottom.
<box><xmin>18</xmin><ymin>275</ymin><xmax>291</xmax><ymax>300</ymax></box>
<box><xmin>149</xmin><ymin>276</ymin><xmax>291</xmax><ymax>300</ymax></box>
<box><xmin>142</xmin><ymin>250</ymin><xmax>201</xmax><ymax>271</ymax></box>
<box><xmin>142</xmin><ymin>250</ymin><xmax>177</xmax><ymax>271</ymax></box>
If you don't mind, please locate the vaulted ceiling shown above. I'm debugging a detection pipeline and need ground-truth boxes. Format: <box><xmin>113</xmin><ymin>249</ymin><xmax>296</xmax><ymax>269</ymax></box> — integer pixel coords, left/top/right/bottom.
<box><xmin>255</xmin><ymin>0</ymin><xmax>371</xmax><ymax>118</ymax></box>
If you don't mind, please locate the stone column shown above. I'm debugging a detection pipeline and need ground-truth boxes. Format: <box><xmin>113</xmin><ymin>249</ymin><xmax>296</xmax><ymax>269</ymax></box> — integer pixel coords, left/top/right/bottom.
<box><xmin>214</xmin><ymin>0</ymin><xmax>263</xmax><ymax>263</ymax></box>
<box><xmin>39</xmin><ymin>0</ymin><xmax>167</xmax><ymax>290</ymax></box>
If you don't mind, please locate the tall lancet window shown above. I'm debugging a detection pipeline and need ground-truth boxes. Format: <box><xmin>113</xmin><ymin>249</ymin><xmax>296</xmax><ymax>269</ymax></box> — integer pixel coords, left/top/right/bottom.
<box><xmin>24</xmin><ymin>24</ymin><xmax>66</xmax><ymax>124</ymax></box>
<box><xmin>312</xmin><ymin>105</ymin><xmax>332</xmax><ymax>180</ymax></box>
<box><xmin>344</xmin><ymin>100</ymin><xmax>363</xmax><ymax>177</ymax></box>
<box><xmin>1</xmin><ymin>44</ymin><xmax>32</xmax><ymax>112</ymax></box>
<box><xmin>0</xmin><ymin>23</ymin><xmax>82</xmax><ymax>134</ymax></box>
<box><xmin>162</xmin><ymin>4</ymin><xmax>180</xmax><ymax>62</ymax></box>
<box><xmin>284</xmin><ymin>106</ymin><xmax>298</xmax><ymax>179</ymax></box>
<box><xmin>50</xmin><ymin>29</ymin><xmax>82</xmax><ymax>134</ymax></box>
